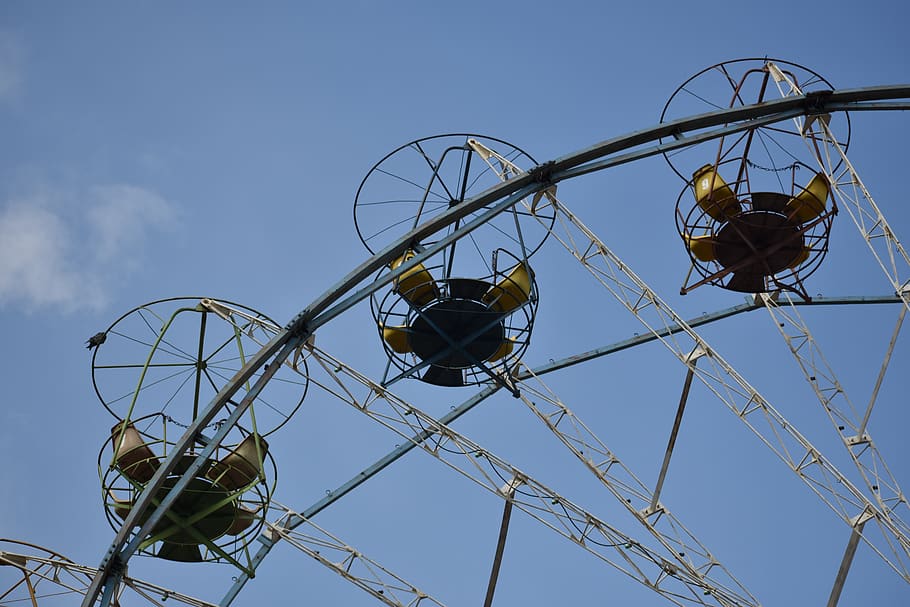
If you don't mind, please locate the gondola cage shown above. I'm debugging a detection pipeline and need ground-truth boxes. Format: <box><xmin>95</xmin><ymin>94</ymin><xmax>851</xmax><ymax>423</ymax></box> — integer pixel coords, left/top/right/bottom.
<box><xmin>90</xmin><ymin>298</ymin><xmax>309</xmax><ymax>571</ymax></box>
<box><xmin>354</xmin><ymin>135</ymin><xmax>556</xmax><ymax>389</ymax></box>
<box><xmin>662</xmin><ymin>59</ymin><xmax>842</xmax><ymax>300</ymax></box>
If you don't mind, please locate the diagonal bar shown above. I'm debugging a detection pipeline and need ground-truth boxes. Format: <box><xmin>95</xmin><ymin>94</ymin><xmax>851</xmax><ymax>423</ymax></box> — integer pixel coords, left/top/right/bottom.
<box><xmin>760</xmin><ymin>293</ymin><xmax>909</xmax><ymax>538</ymax></box>
<box><xmin>767</xmin><ymin>62</ymin><xmax>910</xmax><ymax>312</ymax></box>
<box><xmin>513</xmin><ymin>362</ymin><xmax>759</xmax><ymax>605</ymax></box>
<box><xmin>473</xmin><ymin>135</ymin><xmax>910</xmax><ymax>581</ymax></box>
<box><xmin>265</xmin><ymin>503</ymin><xmax>449</xmax><ymax>607</ymax></box>
<box><xmin>302</xmin><ymin>344</ymin><xmax>762</xmax><ymax>607</ymax></box>
<box><xmin>536</xmin><ymin>194</ymin><xmax>910</xmax><ymax>580</ymax></box>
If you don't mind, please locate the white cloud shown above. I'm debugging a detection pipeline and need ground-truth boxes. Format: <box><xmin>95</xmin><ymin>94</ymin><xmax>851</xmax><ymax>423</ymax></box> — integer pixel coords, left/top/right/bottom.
<box><xmin>87</xmin><ymin>185</ymin><xmax>177</xmax><ymax>263</ymax></box>
<box><xmin>0</xmin><ymin>31</ymin><xmax>24</xmax><ymax>102</ymax></box>
<box><xmin>0</xmin><ymin>201</ymin><xmax>100</xmax><ymax>310</ymax></box>
<box><xmin>0</xmin><ymin>185</ymin><xmax>178</xmax><ymax>312</ymax></box>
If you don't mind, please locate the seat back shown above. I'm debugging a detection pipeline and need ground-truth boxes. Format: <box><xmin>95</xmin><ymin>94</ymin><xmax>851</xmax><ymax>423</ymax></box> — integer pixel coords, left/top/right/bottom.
<box><xmin>225</xmin><ymin>506</ymin><xmax>257</xmax><ymax>536</ymax></box>
<box><xmin>381</xmin><ymin>324</ymin><xmax>412</xmax><ymax>353</ymax></box>
<box><xmin>787</xmin><ymin>246</ymin><xmax>811</xmax><ymax>269</ymax></box>
<box><xmin>483</xmin><ymin>263</ymin><xmax>533</xmax><ymax>314</ymax></box>
<box><xmin>108</xmin><ymin>490</ymin><xmax>136</xmax><ymax>523</ymax></box>
<box><xmin>683</xmin><ymin>233</ymin><xmax>716</xmax><ymax>262</ymax></box>
<box><xmin>485</xmin><ymin>337</ymin><xmax>515</xmax><ymax>363</ymax></box>
<box><xmin>207</xmin><ymin>434</ymin><xmax>269</xmax><ymax>491</ymax></box>
<box><xmin>111</xmin><ymin>421</ymin><xmax>160</xmax><ymax>484</ymax></box>
<box><xmin>785</xmin><ymin>172</ymin><xmax>829</xmax><ymax>223</ymax></box>
<box><xmin>390</xmin><ymin>251</ymin><xmax>439</xmax><ymax>307</ymax></box>
<box><xmin>692</xmin><ymin>164</ymin><xmax>741</xmax><ymax>221</ymax></box>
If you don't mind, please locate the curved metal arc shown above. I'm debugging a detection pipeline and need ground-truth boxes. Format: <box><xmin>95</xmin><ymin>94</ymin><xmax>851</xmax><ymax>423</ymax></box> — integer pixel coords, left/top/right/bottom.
<box><xmin>219</xmin><ymin>294</ymin><xmax>899</xmax><ymax>605</ymax></box>
<box><xmin>549</xmin><ymin>85</ymin><xmax>909</xmax><ymax>177</ymax></box>
<box><xmin>306</xmin><ymin>86</ymin><xmax>910</xmax><ymax>335</ymax></box>
<box><xmin>90</xmin><ymin>84</ymin><xmax>910</xmax><ymax>607</ymax></box>
<box><xmin>82</xmin><ymin>335</ymin><xmax>300</xmax><ymax>607</ymax></box>
<box><xmin>121</xmin><ymin>306</ymin><xmax>197</xmax><ymax>423</ymax></box>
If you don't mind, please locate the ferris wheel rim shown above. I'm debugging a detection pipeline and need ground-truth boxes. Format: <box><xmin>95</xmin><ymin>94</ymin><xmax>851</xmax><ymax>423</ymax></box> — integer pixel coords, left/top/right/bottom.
<box><xmin>90</xmin><ymin>296</ymin><xmax>307</xmax><ymax>438</ymax></box>
<box><xmin>658</xmin><ymin>57</ymin><xmax>852</xmax><ymax>182</ymax></box>
<box><xmin>80</xmin><ymin>84</ymin><xmax>910</xmax><ymax>607</ymax></box>
<box><xmin>352</xmin><ymin>132</ymin><xmax>557</xmax><ymax>260</ymax></box>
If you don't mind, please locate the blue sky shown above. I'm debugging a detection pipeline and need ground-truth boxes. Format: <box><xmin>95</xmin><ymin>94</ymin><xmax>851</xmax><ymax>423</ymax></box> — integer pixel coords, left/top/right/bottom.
<box><xmin>1</xmin><ymin>2</ymin><xmax>909</xmax><ymax>606</ymax></box>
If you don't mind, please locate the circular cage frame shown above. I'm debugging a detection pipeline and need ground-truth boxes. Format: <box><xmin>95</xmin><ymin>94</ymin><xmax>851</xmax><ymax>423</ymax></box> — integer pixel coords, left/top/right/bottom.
<box><xmin>675</xmin><ymin>160</ymin><xmax>837</xmax><ymax>298</ymax></box>
<box><xmin>659</xmin><ymin>57</ymin><xmax>851</xmax><ymax>182</ymax></box>
<box><xmin>353</xmin><ymin>133</ymin><xmax>557</xmax><ymax>268</ymax></box>
<box><xmin>91</xmin><ymin>297</ymin><xmax>309</xmax><ymax>439</ymax></box>
<box><xmin>659</xmin><ymin>58</ymin><xmax>846</xmax><ymax>299</ymax></box>
<box><xmin>99</xmin><ymin>413</ymin><xmax>276</xmax><ymax>570</ymax></box>
<box><xmin>372</xmin><ymin>247</ymin><xmax>539</xmax><ymax>388</ymax></box>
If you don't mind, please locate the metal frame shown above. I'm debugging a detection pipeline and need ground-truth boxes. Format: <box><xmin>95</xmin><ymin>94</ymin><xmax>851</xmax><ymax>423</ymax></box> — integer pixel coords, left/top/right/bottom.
<box><xmin>265</xmin><ymin>504</ymin><xmax>449</xmax><ymax>607</ymax></box>
<box><xmin>510</xmin><ymin>360</ymin><xmax>759</xmax><ymax>605</ymax></box>
<box><xmin>767</xmin><ymin>64</ymin><xmax>910</xmax><ymax>311</ymax></box>
<box><xmin>0</xmin><ymin>539</ymin><xmax>216</xmax><ymax>607</ymax></box>
<box><xmin>299</xmin><ymin>343</ymin><xmax>757</xmax><ymax>607</ymax></box>
<box><xmin>82</xmin><ymin>84</ymin><xmax>910</xmax><ymax>607</ymax></box>
<box><xmin>219</xmin><ymin>292</ymin><xmax>902</xmax><ymax>605</ymax></box>
<box><xmin>353</xmin><ymin>133</ymin><xmax>553</xmax><ymax>262</ymax></box>
<box><xmin>532</xmin><ymin>186</ymin><xmax>910</xmax><ymax>578</ymax></box>
<box><xmin>91</xmin><ymin>297</ymin><xmax>309</xmax><ymax>438</ymax></box>
<box><xmin>372</xmin><ymin>254</ymin><xmax>538</xmax><ymax>390</ymax></box>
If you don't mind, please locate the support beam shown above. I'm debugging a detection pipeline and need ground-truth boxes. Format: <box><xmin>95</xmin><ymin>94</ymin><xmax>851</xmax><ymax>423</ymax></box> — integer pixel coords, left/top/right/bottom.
<box><xmin>761</xmin><ymin>292</ymin><xmax>910</xmax><ymax>552</ymax></box>
<box><xmin>301</xmin><ymin>345</ymin><xmax>759</xmax><ymax>606</ymax></box>
<box><xmin>483</xmin><ymin>479</ymin><xmax>520</xmax><ymax>607</ymax></box>
<box><xmin>826</xmin><ymin>520</ymin><xmax>867</xmax><ymax>607</ymax></box>
<box><xmin>650</xmin><ymin>360</ymin><xmax>699</xmax><ymax>514</ymax></box>
<box><xmin>220</xmin><ymin>295</ymin><xmax>898</xmax><ymax>605</ymax></box>
<box><xmin>86</xmin><ymin>84</ymin><xmax>909</xmax><ymax>606</ymax></box>
<box><xmin>858</xmin><ymin>306</ymin><xmax>906</xmax><ymax>437</ymax></box>
<box><xmin>535</xmin><ymin>191</ymin><xmax>910</xmax><ymax>578</ymax></box>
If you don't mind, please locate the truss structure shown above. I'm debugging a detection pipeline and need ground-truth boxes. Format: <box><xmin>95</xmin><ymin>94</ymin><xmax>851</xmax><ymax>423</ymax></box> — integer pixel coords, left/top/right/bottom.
<box><xmin>302</xmin><ymin>343</ymin><xmax>758</xmax><ymax>607</ymax></box>
<box><xmin>511</xmin><ymin>362</ymin><xmax>758</xmax><ymax>604</ymax></box>
<box><xmin>766</xmin><ymin>62</ymin><xmax>910</xmax><ymax>310</ymax></box>
<box><xmin>761</xmin><ymin>294</ymin><xmax>908</xmax><ymax>527</ymax></box>
<box><xmin>265</xmin><ymin>503</ymin><xmax>448</xmax><ymax>607</ymax></box>
<box><xmin>79</xmin><ymin>83</ymin><xmax>910</xmax><ymax>607</ymax></box>
<box><xmin>473</xmin><ymin>136</ymin><xmax>910</xmax><ymax>581</ymax></box>
<box><xmin>0</xmin><ymin>543</ymin><xmax>215</xmax><ymax>607</ymax></box>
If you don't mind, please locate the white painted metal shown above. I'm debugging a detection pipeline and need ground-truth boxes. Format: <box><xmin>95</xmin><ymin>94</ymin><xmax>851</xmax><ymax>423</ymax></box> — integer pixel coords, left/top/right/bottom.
<box><xmin>470</xmin><ymin>137</ymin><xmax>910</xmax><ymax>582</ymax></box>
<box><xmin>0</xmin><ymin>548</ymin><xmax>216</xmax><ymax>607</ymax></box>
<box><xmin>265</xmin><ymin>503</ymin><xmax>449</xmax><ymax>607</ymax></box>
<box><xmin>760</xmin><ymin>292</ymin><xmax>910</xmax><ymax>564</ymax></box>
<box><xmin>513</xmin><ymin>363</ymin><xmax>759</xmax><ymax>606</ymax></box>
<box><xmin>767</xmin><ymin>62</ymin><xmax>910</xmax><ymax>312</ymax></box>
<box><xmin>302</xmin><ymin>343</ymin><xmax>761</xmax><ymax>607</ymax></box>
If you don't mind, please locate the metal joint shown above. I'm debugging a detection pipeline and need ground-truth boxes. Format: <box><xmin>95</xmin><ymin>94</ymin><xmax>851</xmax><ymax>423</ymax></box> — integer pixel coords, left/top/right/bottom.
<box><xmin>850</xmin><ymin>507</ymin><xmax>876</xmax><ymax>527</ymax></box>
<box><xmin>684</xmin><ymin>346</ymin><xmax>707</xmax><ymax>364</ymax></box>
<box><xmin>804</xmin><ymin>89</ymin><xmax>834</xmax><ymax>112</ymax></box>
<box><xmin>528</xmin><ymin>160</ymin><xmax>556</xmax><ymax>186</ymax></box>
<box><xmin>285</xmin><ymin>312</ymin><xmax>310</xmax><ymax>336</ymax></box>
<box><xmin>640</xmin><ymin>502</ymin><xmax>664</xmax><ymax>519</ymax></box>
<box><xmin>105</xmin><ymin>552</ymin><xmax>127</xmax><ymax>581</ymax></box>
<box><xmin>845</xmin><ymin>433</ymin><xmax>871</xmax><ymax>446</ymax></box>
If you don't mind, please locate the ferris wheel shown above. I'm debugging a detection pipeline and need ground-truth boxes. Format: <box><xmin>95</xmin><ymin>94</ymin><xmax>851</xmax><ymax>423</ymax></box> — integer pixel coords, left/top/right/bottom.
<box><xmin>5</xmin><ymin>58</ymin><xmax>908</xmax><ymax>607</ymax></box>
